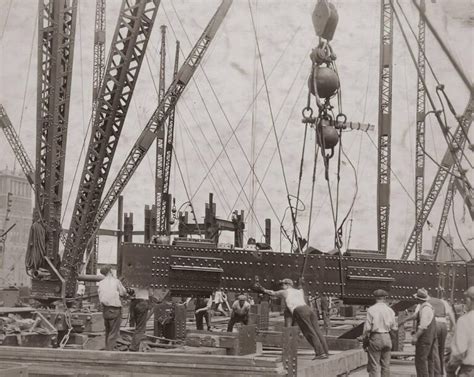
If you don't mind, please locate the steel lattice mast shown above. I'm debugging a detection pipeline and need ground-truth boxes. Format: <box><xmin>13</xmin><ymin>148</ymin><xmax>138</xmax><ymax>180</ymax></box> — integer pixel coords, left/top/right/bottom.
<box><xmin>61</xmin><ymin>0</ymin><xmax>160</xmax><ymax>296</ymax></box>
<box><xmin>402</xmin><ymin>95</ymin><xmax>474</xmax><ymax>260</ymax></box>
<box><xmin>92</xmin><ymin>0</ymin><xmax>106</xmax><ymax>116</ymax></box>
<box><xmin>414</xmin><ymin>0</ymin><xmax>426</xmax><ymax>260</ymax></box>
<box><xmin>0</xmin><ymin>105</ymin><xmax>35</xmax><ymax>187</ymax></box>
<box><xmin>159</xmin><ymin>41</ymin><xmax>180</xmax><ymax>236</ymax></box>
<box><xmin>155</xmin><ymin>25</ymin><xmax>167</xmax><ymax>236</ymax></box>
<box><xmin>92</xmin><ymin>0</ymin><xmax>233</xmax><ymax>239</ymax></box>
<box><xmin>36</xmin><ymin>0</ymin><xmax>77</xmax><ymax>267</ymax></box>
<box><xmin>377</xmin><ymin>0</ymin><xmax>394</xmax><ymax>256</ymax></box>
<box><xmin>432</xmin><ymin>174</ymin><xmax>455</xmax><ymax>259</ymax></box>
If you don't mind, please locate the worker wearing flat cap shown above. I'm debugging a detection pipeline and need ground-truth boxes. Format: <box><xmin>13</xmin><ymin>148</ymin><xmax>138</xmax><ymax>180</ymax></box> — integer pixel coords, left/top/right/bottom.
<box><xmin>257</xmin><ymin>278</ymin><xmax>329</xmax><ymax>359</ymax></box>
<box><xmin>446</xmin><ymin>286</ymin><xmax>474</xmax><ymax>377</ymax></box>
<box><xmin>362</xmin><ymin>289</ymin><xmax>397</xmax><ymax>377</ymax></box>
<box><xmin>412</xmin><ymin>288</ymin><xmax>438</xmax><ymax>377</ymax></box>
<box><xmin>227</xmin><ymin>294</ymin><xmax>251</xmax><ymax>332</ymax></box>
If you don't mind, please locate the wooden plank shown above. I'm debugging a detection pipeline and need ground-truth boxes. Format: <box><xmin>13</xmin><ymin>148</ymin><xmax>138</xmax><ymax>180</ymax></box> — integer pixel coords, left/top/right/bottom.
<box><xmin>298</xmin><ymin>349</ymin><xmax>367</xmax><ymax>377</ymax></box>
<box><xmin>257</xmin><ymin>331</ymin><xmax>360</xmax><ymax>351</ymax></box>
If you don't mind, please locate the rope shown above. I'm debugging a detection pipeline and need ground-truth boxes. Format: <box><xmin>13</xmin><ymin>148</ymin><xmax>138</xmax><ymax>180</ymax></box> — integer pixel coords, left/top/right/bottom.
<box><xmin>248</xmin><ymin>0</ymin><xmax>302</xmax><ymax>253</ymax></box>
<box><xmin>0</xmin><ymin>0</ymin><xmax>12</xmax><ymax>39</ymax></box>
<box><xmin>451</xmin><ymin>198</ymin><xmax>473</xmax><ymax>260</ymax></box>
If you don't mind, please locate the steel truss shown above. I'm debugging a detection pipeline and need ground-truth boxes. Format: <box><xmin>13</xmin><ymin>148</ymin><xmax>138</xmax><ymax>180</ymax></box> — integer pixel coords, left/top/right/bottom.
<box><xmin>377</xmin><ymin>0</ymin><xmax>393</xmax><ymax>256</ymax></box>
<box><xmin>36</xmin><ymin>0</ymin><xmax>77</xmax><ymax>266</ymax></box>
<box><xmin>93</xmin><ymin>0</ymin><xmax>233</xmax><ymax>239</ymax></box>
<box><xmin>402</xmin><ymin>95</ymin><xmax>474</xmax><ymax>260</ymax></box>
<box><xmin>62</xmin><ymin>0</ymin><xmax>160</xmax><ymax>296</ymax></box>
<box><xmin>92</xmin><ymin>0</ymin><xmax>106</xmax><ymax>117</ymax></box>
<box><xmin>155</xmin><ymin>25</ymin><xmax>166</xmax><ymax>235</ymax></box>
<box><xmin>414</xmin><ymin>0</ymin><xmax>426</xmax><ymax>260</ymax></box>
<box><xmin>159</xmin><ymin>41</ymin><xmax>180</xmax><ymax>235</ymax></box>
<box><xmin>0</xmin><ymin>105</ymin><xmax>35</xmax><ymax>187</ymax></box>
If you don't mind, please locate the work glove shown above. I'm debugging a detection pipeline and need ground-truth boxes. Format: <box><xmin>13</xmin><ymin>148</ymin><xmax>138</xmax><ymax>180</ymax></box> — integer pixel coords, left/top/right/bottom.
<box><xmin>251</xmin><ymin>283</ymin><xmax>265</xmax><ymax>294</ymax></box>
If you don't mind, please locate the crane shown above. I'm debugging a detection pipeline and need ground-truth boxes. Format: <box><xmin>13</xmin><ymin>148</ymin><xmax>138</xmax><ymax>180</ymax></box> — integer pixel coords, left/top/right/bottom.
<box><xmin>414</xmin><ymin>0</ymin><xmax>426</xmax><ymax>260</ymax></box>
<box><xmin>92</xmin><ymin>0</ymin><xmax>233</xmax><ymax>243</ymax></box>
<box><xmin>58</xmin><ymin>0</ymin><xmax>160</xmax><ymax>297</ymax></box>
<box><xmin>36</xmin><ymin>0</ymin><xmax>77</xmax><ymax>271</ymax></box>
<box><xmin>376</xmin><ymin>0</ymin><xmax>394</xmax><ymax>257</ymax></box>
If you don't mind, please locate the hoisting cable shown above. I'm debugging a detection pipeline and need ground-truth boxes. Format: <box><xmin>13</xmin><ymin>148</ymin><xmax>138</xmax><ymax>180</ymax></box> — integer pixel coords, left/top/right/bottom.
<box><xmin>248</xmin><ymin>0</ymin><xmax>303</xmax><ymax>253</ymax></box>
<box><xmin>451</xmin><ymin>199</ymin><xmax>473</xmax><ymax>259</ymax></box>
<box><xmin>391</xmin><ymin>1</ymin><xmax>471</xmax><ymax>188</ymax></box>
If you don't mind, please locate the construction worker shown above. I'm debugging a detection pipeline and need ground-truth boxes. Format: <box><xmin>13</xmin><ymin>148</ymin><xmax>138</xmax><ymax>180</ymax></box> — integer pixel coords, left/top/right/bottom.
<box><xmin>227</xmin><ymin>294</ymin><xmax>251</xmax><ymax>332</ymax></box>
<box><xmin>193</xmin><ymin>295</ymin><xmax>213</xmax><ymax>331</ymax></box>
<box><xmin>256</xmin><ymin>278</ymin><xmax>329</xmax><ymax>359</ymax></box>
<box><xmin>129</xmin><ymin>287</ymin><xmax>150</xmax><ymax>351</ymax></box>
<box><xmin>212</xmin><ymin>288</ymin><xmax>229</xmax><ymax>316</ymax></box>
<box><xmin>412</xmin><ymin>288</ymin><xmax>438</xmax><ymax>377</ymax></box>
<box><xmin>362</xmin><ymin>289</ymin><xmax>397</xmax><ymax>377</ymax></box>
<box><xmin>446</xmin><ymin>286</ymin><xmax>474</xmax><ymax>377</ymax></box>
<box><xmin>401</xmin><ymin>292</ymin><xmax>456</xmax><ymax>375</ymax></box>
<box><xmin>97</xmin><ymin>265</ymin><xmax>130</xmax><ymax>351</ymax></box>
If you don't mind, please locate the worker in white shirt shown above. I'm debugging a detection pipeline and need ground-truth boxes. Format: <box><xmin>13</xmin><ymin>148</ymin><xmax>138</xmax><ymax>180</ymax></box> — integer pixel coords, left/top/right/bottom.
<box><xmin>227</xmin><ymin>295</ymin><xmax>251</xmax><ymax>332</ymax></box>
<box><xmin>129</xmin><ymin>287</ymin><xmax>150</xmax><ymax>351</ymax></box>
<box><xmin>97</xmin><ymin>265</ymin><xmax>130</xmax><ymax>350</ymax></box>
<box><xmin>362</xmin><ymin>289</ymin><xmax>397</xmax><ymax>377</ymax></box>
<box><xmin>446</xmin><ymin>286</ymin><xmax>474</xmax><ymax>377</ymax></box>
<box><xmin>412</xmin><ymin>288</ymin><xmax>438</xmax><ymax>377</ymax></box>
<box><xmin>258</xmin><ymin>278</ymin><xmax>329</xmax><ymax>359</ymax></box>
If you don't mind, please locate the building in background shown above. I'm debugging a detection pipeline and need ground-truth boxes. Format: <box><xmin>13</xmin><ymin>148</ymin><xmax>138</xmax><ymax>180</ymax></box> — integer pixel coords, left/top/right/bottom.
<box><xmin>0</xmin><ymin>169</ymin><xmax>32</xmax><ymax>287</ymax></box>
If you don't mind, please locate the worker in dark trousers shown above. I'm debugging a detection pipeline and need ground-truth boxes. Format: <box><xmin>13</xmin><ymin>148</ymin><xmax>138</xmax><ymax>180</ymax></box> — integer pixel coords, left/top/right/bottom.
<box><xmin>129</xmin><ymin>288</ymin><xmax>150</xmax><ymax>351</ymax></box>
<box><xmin>362</xmin><ymin>289</ymin><xmax>397</xmax><ymax>377</ymax></box>
<box><xmin>97</xmin><ymin>265</ymin><xmax>129</xmax><ymax>351</ymax></box>
<box><xmin>447</xmin><ymin>286</ymin><xmax>474</xmax><ymax>377</ymax></box>
<box><xmin>402</xmin><ymin>293</ymin><xmax>456</xmax><ymax>376</ymax></box>
<box><xmin>194</xmin><ymin>295</ymin><xmax>212</xmax><ymax>331</ymax></box>
<box><xmin>227</xmin><ymin>295</ymin><xmax>250</xmax><ymax>332</ymax></box>
<box><xmin>257</xmin><ymin>278</ymin><xmax>329</xmax><ymax>359</ymax></box>
<box><xmin>412</xmin><ymin>288</ymin><xmax>438</xmax><ymax>377</ymax></box>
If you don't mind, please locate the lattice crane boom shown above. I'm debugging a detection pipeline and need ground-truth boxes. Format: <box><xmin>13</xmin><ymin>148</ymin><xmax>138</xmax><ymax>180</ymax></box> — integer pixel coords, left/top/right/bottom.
<box><xmin>92</xmin><ymin>0</ymin><xmax>106</xmax><ymax>115</ymax></box>
<box><xmin>93</xmin><ymin>0</ymin><xmax>233</xmax><ymax>240</ymax></box>
<box><xmin>61</xmin><ymin>0</ymin><xmax>160</xmax><ymax>296</ymax></box>
<box><xmin>0</xmin><ymin>105</ymin><xmax>35</xmax><ymax>188</ymax></box>
<box><xmin>158</xmin><ymin>41</ymin><xmax>180</xmax><ymax>236</ymax></box>
<box><xmin>402</xmin><ymin>95</ymin><xmax>474</xmax><ymax>260</ymax></box>
<box><xmin>377</xmin><ymin>0</ymin><xmax>394</xmax><ymax>256</ymax></box>
<box><xmin>414</xmin><ymin>0</ymin><xmax>426</xmax><ymax>260</ymax></box>
<box><xmin>155</xmin><ymin>25</ymin><xmax>167</xmax><ymax>236</ymax></box>
<box><xmin>36</xmin><ymin>0</ymin><xmax>77</xmax><ymax>267</ymax></box>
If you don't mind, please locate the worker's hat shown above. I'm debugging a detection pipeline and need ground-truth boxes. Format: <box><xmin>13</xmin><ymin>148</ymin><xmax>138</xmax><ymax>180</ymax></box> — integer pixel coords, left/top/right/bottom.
<box><xmin>413</xmin><ymin>288</ymin><xmax>429</xmax><ymax>301</ymax></box>
<box><xmin>464</xmin><ymin>286</ymin><xmax>474</xmax><ymax>300</ymax></box>
<box><xmin>238</xmin><ymin>294</ymin><xmax>247</xmax><ymax>301</ymax></box>
<box><xmin>279</xmin><ymin>278</ymin><xmax>294</xmax><ymax>287</ymax></box>
<box><xmin>373</xmin><ymin>289</ymin><xmax>388</xmax><ymax>298</ymax></box>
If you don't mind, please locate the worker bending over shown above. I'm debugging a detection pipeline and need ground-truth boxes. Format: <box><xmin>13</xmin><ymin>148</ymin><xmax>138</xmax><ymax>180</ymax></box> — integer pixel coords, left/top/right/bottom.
<box><xmin>412</xmin><ymin>288</ymin><xmax>438</xmax><ymax>377</ymax></box>
<box><xmin>362</xmin><ymin>289</ymin><xmax>397</xmax><ymax>377</ymax></box>
<box><xmin>257</xmin><ymin>278</ymin><xmax>329</xmax><ymax>359</ymax></box>
<box><xmin>97</xmin><ymin>265</ymin><xmax>131</xmax><ymax>351</ymax></box>
<box><xmin>447</xmin><ymin>286</ymin><xmax>474</xmax><ymax>377</ymax></box>
<box><xmin>227</xmin><ymin>295</ymin><xmax>250</xmax><ymax>332</ymax></box>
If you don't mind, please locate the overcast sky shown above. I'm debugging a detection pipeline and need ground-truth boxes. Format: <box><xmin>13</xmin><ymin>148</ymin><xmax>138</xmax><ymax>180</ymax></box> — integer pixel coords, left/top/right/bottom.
<box><xmin>0</xmin><ymin>0</ymin><xmax>472</xmax><ymax>263</ymax></box>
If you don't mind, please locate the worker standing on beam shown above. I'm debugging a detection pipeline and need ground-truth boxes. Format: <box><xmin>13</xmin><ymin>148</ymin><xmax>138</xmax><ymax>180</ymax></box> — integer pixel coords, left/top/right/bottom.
<box><xmin>362</xmin><ymin>289</ymin><xmax>397</xmax><ymax>377</ymax></box>
<box><xmin>412</xmin><ymin>288</ymin><xmax>438</xmax><ymax>377</ymax></box>
<box><xmin>256</xmin><ymin>278</ymin><xmax>329</xmax><ymax>359</ymax></box>
<box><xmin>447</xmin><ymin>286</ymin><xmax>474</xmax><ymax>377</ymax></box>
<box><xmin>98</xmin><ymin>265</ymin><xmax>130</xmax><ymax>351</ymax></box>
<box><xmin>129</xmin><ymin>287</ymin><xmax>150</xmax><ymax>351</ymax></box>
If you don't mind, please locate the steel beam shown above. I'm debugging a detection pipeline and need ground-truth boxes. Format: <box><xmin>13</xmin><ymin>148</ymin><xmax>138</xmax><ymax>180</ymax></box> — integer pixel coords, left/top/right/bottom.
<box><xmin>433</xmin><ymin>175</ymin><xmax>455</xmax><ymax>259</ymax></box>
<box><xmin>377</xmin><ymin>0</ymin><xmax>394</xmax><ymax>256</ymax></box>
<box><xmin>36</xmin><ymin>0</ymin><xmax>77</xmax><ymax>266</ymax></box>
<box><xmin>61</xmin><ymin>0</ymin><xmax>160</xmax><ymax>296</ymax></box>
<box><xmin>93</xmin><ymin>0</ymin><xmax>233</xmax><ymax>239</ymax></box>
<box><xmin>92</xmin><ymin>0</ymin><xmax>106</xmax><ymax>120</ymax></box>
